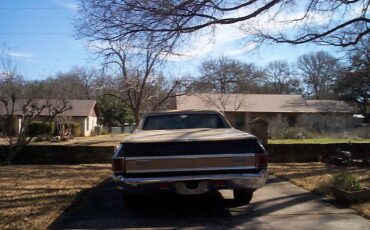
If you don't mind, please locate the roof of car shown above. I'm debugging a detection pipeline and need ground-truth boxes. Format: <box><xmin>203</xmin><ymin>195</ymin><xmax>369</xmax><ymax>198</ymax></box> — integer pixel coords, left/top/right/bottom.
<box><xmin>143</xmin><ymin>110</ymin><xmax>222</xmax><ymax>116</ymax></box>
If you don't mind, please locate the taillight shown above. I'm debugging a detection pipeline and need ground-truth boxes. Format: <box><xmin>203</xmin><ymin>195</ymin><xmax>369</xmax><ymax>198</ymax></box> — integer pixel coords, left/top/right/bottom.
<box><xmin>112</xmin><ymin>157</ymin><xmax>125</xmax><ymax>172</ymax></box>
<box><xmin>256</xmin><ymin>154</ymin><xmax>268</xmax><ymax>169</ymax></box>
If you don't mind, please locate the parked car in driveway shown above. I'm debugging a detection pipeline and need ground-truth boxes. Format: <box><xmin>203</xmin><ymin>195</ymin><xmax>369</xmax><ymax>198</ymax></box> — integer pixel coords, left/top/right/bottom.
<box><xmin>112</xmin><ymin>110</ymin><xmax>268</xmax><ymax>203</ymax></box>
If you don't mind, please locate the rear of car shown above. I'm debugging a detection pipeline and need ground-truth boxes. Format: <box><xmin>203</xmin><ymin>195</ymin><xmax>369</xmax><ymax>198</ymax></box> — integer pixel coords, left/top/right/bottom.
<box><xmin>112</xmin><ymin>110</ymin><xmax>268</xmax><ymax>203</ymax></box>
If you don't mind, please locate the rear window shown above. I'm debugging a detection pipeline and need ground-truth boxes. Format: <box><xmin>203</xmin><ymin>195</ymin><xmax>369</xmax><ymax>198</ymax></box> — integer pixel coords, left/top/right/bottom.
<box><xmin>142</xmin><ymin>113</ymin><xmax>230</xmax><ymax>130</ymax></box>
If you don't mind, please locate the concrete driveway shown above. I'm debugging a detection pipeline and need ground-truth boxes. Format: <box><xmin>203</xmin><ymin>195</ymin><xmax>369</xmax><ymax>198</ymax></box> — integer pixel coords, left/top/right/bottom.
<box><xmin>49</xmin><ymin>177</ymin><xmax>369</xmax><ymax>229</ymax></box>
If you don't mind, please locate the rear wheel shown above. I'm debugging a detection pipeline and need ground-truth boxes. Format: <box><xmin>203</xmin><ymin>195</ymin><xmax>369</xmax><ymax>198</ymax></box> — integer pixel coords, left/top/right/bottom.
<box><xmin>233</xmin><ymin>189</ymin><xmax>253</xmax><ymax>204</ymax></box>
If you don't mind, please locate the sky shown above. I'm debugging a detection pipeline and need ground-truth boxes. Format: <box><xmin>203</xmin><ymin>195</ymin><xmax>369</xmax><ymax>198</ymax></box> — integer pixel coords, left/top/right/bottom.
<box><xmin>0</xmin><ymin>0</ymin><xmax>339</xmax><ymax>80</ymax></box>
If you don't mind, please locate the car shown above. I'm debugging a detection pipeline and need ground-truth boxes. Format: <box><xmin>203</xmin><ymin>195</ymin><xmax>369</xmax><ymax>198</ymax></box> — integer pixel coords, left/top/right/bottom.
<box><xmin>112</xmin><ymin>110</ymin><xmax>268</xmax><ymax>203</ymax></box>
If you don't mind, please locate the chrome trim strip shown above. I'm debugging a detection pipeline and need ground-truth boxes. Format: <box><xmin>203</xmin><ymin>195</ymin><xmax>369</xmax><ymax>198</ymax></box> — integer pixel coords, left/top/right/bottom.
<box><xmin>126</xmin><ymin>165</ymin><xmax>255</xmax><ymax>173</ymax></box>
<box><xmin>113</xmin><ymin>170</ymin><xmax>268</xmax><ymax>186</ymax></box>
<box><xmin>125</xmin><ymin>153</ymin><xmax>255</xmax><ymax>160</ymax></box>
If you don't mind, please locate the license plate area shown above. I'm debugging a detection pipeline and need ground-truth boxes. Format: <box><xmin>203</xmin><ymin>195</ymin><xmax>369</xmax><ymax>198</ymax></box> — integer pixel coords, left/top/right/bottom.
<box><xmin>175</xmin><ymin>181</ymin><xmax>209</xmax><ymax>195</ymax></box>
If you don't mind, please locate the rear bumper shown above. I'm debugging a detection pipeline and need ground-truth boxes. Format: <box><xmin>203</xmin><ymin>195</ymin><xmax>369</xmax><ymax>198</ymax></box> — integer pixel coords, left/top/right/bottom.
<box><xmin>113</xmin><ymin>169</ymin><xmax>268</xmax><ymax>191</ymax></box>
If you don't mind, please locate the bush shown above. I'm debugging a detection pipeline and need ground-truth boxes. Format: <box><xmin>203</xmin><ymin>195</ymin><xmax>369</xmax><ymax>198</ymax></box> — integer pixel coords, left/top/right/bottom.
<box><xmin>33</xmin><ymin>135</ymin><xmax>50</xmax><ymax>142</ymax></box>
<box><xmin>28</xmin><ymin>122</ymin><xmax>55</xmax><ymax>137</ymax></box>
<box><xmin>271</xmin><ymin>126</ymin><xmax>314</xmax><ymax>139</ymax></box>
<box><xmin>333</xmin><ymin>173</ymin><xmax>361</xmax><ymax>191</ymax></box>
<box><xmin>349</xmin><ymin>127</ymin><xmax>370</xmax><ymax>139</ymax></box>
<box><xmin>63</xmin><ymin>122</ymin><xmax>81</xmax><ymax>137</ymax></box>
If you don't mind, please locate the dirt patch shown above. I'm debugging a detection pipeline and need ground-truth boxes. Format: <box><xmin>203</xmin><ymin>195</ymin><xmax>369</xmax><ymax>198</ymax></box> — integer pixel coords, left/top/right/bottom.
<box><xmin>270</xmin><ymin>163</ymin><xmax>370</xmax><ymax>218</ymax></box>
<box><xmin>0</xmin><ymin>164</ymin><xmax>111</xmax><ymax>229</ymax></box>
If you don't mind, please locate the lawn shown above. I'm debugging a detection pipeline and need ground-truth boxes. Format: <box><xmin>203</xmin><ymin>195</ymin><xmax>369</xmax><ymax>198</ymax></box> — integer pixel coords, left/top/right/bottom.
<box><xmin>269</xmin><ymin>163</ymin><xmax>370</xmax><ymax>218</ymax></box>
<box><xmin>0</xmin><ymin>164</ymin><xmax>111</xmax><ymax>230</ymax></box>
<box><xmin>269</xmin><ymin>138</ymin><xmax>370</xmax><ymax>144</ymax></box>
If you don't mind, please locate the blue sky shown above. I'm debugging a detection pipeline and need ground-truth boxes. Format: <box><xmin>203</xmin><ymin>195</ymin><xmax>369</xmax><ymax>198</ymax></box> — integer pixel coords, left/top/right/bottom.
<box><xmin>0</xmin><ymin>0</ymin><xmax>339</xmax><ymax>80</ymax></box>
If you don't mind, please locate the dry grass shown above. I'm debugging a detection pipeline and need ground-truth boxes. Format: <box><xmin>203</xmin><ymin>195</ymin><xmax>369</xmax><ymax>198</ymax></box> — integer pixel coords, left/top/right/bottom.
<box><xmin>270</xmin><ymin>163</ymin><xmax>370</xmax><ymax>218</ymax></box>
<box><xmin>269</xmin><ymin>138</ymin><xmax>370</xmax><ymax>144</ymax></box>
<box><xmin>0</xmin><ymin>134</ymin><xmax>128</xmax><ymax>146</ymax></box>
<box><xmin>0</xmin><ymin>164</ymin><xmax>111</xmax><ymax>229</ymax></box>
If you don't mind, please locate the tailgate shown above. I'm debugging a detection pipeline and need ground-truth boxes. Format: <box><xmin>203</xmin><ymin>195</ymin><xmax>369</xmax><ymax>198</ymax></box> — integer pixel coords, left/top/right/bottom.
<box><xmin>125</xmin><ymin>153</ymin><xmax>255</xmax><ymax>173</ymax></box>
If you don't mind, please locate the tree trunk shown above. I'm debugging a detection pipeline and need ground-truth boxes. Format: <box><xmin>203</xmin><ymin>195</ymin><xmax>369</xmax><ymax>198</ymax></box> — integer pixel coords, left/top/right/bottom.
<box><xmin>133</xmin><ymin>109</ymin><xmax>140</xmax><ymax>125</ymax></box>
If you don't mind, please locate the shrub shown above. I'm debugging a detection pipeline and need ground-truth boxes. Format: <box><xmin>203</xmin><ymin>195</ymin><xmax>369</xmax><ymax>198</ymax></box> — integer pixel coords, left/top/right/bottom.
<box><xmin>28</xmin><ymin>122</ymin><xmax>55</xmax><ymax>137</ymax></box>
<box><xmin>271</xmin><ymin>126</ymin><xmax>314</xmax><ymax>139</ymax></box>
<box><xmin>33</xmin><ymin>135</ymin><xmax>50</xmax><ymax>142</ymax></box>
<box><xmin>333</xmin><ymin>172</ymin><xmax>361</xmax><ymax>191</ymax></box>
<box><xmin>63</xmin><ymin>122</ymin><xmax>81</xmax><ymax>137</ymax></box>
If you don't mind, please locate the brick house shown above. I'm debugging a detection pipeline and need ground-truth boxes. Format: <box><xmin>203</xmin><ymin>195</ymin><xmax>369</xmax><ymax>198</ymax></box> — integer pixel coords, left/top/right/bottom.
<box><xmin>176</xmin><ymin>93</ymin><xmax>356</xmax><ymax>133</ymax></box>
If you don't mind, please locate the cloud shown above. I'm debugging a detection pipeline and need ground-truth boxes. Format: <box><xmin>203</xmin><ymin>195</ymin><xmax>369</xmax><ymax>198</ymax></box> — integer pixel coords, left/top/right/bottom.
<box><xmin>223</xmin><ymin>42</ymin><xmax>258</xmax><ymax>56</ymax></box>
<box><xmin>6</xmin><ymin>51</ymin><xmax>33</xmax><ymax>59</ymax></box>
<box><xmin>165</xmin><ymin>21</ymin><xmax>250</xmax><ymax>61</ymax></box>
<box><xmin>185</xmin><ymin>7</ymin><xmax>332</xmax><ymax>61</ymax></box>
<box><xmin>54</xmin><ymin>0</ymin><xmax>78</xmax><ymax>10</ymax></box>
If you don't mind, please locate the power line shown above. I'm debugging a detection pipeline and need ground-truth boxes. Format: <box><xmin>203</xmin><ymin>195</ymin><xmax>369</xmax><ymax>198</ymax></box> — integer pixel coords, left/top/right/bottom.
<box><xmin>0</xmin><ymin>7</ymin><xmax>74</xmax><ymax>10</ymax></box>
<box><xmin>0</xmin><ymin>32</ymin><xmax>71</xmax><ymax>35</ymax></box>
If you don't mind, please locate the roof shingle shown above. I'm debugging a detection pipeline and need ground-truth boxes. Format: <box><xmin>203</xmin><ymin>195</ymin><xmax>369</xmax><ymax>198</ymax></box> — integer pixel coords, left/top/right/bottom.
<box><xmin>0</xmin><ymin>99</ymin><xmax>97</xmax><ymax>117</ymax></box>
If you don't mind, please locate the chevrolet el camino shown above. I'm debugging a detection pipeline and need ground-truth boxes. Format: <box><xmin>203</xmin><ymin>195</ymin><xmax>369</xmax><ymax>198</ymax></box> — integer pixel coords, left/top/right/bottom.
<box><xmin>112</xmin><ymin>110</ymin><xmax>268</xmax><ymax>203</ymax></box>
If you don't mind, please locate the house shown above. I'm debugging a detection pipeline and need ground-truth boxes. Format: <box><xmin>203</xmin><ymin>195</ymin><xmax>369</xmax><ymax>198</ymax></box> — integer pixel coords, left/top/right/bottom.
<box><xmin>0</xmin><ymin>99</ymin><xmax>99</xmax><ymax>137</ymax></box>
<box><xmin>176</xmin><ymin>94</ymin><xmax>356</xmax><ymax>133</ymax></box>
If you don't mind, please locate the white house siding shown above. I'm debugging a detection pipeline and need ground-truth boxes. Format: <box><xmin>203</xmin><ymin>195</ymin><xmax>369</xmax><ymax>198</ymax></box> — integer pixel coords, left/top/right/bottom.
<box><xmin>73</xmin><ymin>116</ymin><xmax>97</xmax><ymax>137</ymax></box>
<box><xmin>84</xmin><ymin>116</ymin><xmax>97</xmax><ymax>136</ymax></box>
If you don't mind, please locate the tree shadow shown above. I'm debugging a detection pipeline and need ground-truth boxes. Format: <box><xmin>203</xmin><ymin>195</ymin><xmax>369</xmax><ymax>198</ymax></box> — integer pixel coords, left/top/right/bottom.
<box><xmin>48</xmin><ymin>178</ymin><xmax>325</xmax><ymax>229</ymax></box>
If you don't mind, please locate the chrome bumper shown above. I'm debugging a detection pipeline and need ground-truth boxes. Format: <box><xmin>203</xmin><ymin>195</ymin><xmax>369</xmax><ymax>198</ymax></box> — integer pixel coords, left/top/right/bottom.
<box><xmin>113</xmin><ymin>170</ymin><xmax>268</xmax><ymax>190</ymax></box>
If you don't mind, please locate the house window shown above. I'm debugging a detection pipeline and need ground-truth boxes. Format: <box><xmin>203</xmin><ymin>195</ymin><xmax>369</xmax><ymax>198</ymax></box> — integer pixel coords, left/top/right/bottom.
<box><xmin>86</xmin><ymin>117</ymin><xmax>89</xmax><ymax>131</ymax></box>
<box><xmin>287</xmin><ymin>115</ymin><xmax>297</xmax><ymax>127</ymax></box>
<box><xmin>234</xmin><ymin>112</ymin><xmax>245</xmax><ymax>131</ymax></box>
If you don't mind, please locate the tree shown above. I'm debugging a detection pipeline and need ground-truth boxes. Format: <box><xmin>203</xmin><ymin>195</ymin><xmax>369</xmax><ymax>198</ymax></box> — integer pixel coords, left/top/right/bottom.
<box><xmin>197</xmin><ymin>93</ymin><xmax>245</xmax><ymax>113</ymax></box>
<box><xmin>196</xmin><ymin>56</ymin><xmax>262</xmax><ymax>93</ymax></box>
<box><xmin>334</xmin><ymin>38</ymin><xmax>370</xmax><ymax>114</ymax></box>
<box><xmin>76</xmin><ymin>0</ymin><xmax>370</xmax><ymax>54</ymax></box>
<box><xmin>0</xmin><ymin>96</ymin><xmax>71</xmax><ymax>164</ymax></box>
<box><xmin>97</xmin><ymin>95</ymin><xmax>132</xmax><ymax>128</ymax></box>
<box><xmin>253</xmin><ymin>1</ymin><xmax>370</xmax><ymax>47</ymax></box>
<box><xmin>0</xmin><ymin>48</ymin><xmax>72</xmax><ymax>164</ymax></box>
<box><xmin>347</xmin><ymin>38</ymin><xmax>370</xmax><ymax>71</ymax></box>
<box><xmin>98</xmin><ymin>40</ymin><xmax>187</xmax><ymax>123</ymax></box>
<box><xmin>77</xmin><ymin>0</ymin><xmax>194</xmax><ymax>123</ymax></box>
<box><xmin>297</xmin><ymin>51</ymin><xmax>340</xmax><ymax>99</ymax></box>
<box><xmin>263</xmin><ymin>60</ymin><xmax>302</xmax><ymax>94</ymax></box>
<box><xmin>335</xmin><ymin>72</ymin><xmax>369</xmax><ymax>114</ymax></box>
<box><xmin>22</xmin><ymin>67</ymin><xmax>101</xmax><ymax>100</ymax></box>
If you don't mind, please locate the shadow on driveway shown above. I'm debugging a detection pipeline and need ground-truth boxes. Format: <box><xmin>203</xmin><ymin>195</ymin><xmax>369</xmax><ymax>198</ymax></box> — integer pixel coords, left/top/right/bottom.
<box><xmin>48</xmin><ymin>178</ymin><xmax>321</xmax><ymax>229</ymax></box>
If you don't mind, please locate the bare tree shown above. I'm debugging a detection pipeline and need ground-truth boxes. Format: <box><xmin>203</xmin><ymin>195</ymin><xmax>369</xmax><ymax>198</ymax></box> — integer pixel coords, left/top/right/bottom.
<box><xmin>347</xmin><ymin>37</ymin><xmax>370</xmax><ymax>70</ymax></box>
<box><xmin>0</xmin><ymin>47</ymin><xmax>72</xmax><ymax>164</ymax></box>
<box><xmin>198</xmin><ymin>93</ymin><xmax>244</xmax><ymax>113</ymax></box>
<box><xmin>76</xmin><ymin>0</ymin><xmax>370</xmax><ymax>54</ymax></box>
<box><xmin>335</xmin><ymin>71</ymin><xmax>369</xmax><ymax>114</ymax></box>
<box><xmin>297</xmin><ymin>51</ymin><xmax>340</xmax><ymax>99</ymax></box>
<box><xmin>334</xmin><ymin>38</ymin><xmax>370</xmax><ymax>114</ymax></box>
<box><xmin>263</xmin><ymin>60</ymin><xmax>302</xmax><ymax>94</ymax></box>
<box><xmin>0</xmin><ymin>46</ymin><xmax>19</xmax><ymax>81</ymax></box>
<box><xmin>197</xmin><ymin>56</ymin><xmax>262</xmax><ymax>93</ymax></box>
<box><xmin>100</xmin><ymin>40</ymin><xmax>188</xmax><ymax>123</ymax></box>
<box><xmin>253</xmin><ymin>1</ymin><xmax>370</xmax><ymax>47</ymax></box>
<box><xmin>0</xmin><ymin>96</ymin><xmax>71</xmax><ymax>164</ymax></box>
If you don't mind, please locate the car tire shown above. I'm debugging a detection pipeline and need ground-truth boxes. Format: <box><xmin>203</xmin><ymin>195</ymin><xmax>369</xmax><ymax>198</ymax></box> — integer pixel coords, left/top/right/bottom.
<box><xmin>233</xmin><ymin>189</ymin><xmax>253</xmax><ymax>204</ymax></box>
